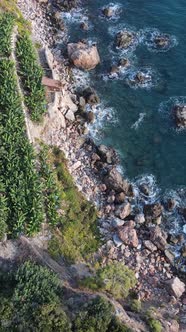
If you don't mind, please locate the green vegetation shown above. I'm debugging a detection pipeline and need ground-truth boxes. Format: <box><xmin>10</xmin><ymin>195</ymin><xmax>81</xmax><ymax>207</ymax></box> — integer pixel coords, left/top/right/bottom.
<box><xmin>0</xmin><ymin>59</ymin><xmax>44</xmax><ymax>237</ymax></box>
<box><xmin>146</xmin><ymin>309</ymin><xmax>163</xmax><ymax>332</ymax></box>
<box><xmin>130</xmin><ymin>299</ymin><xmax>142</xmax><ymax>313</ymax></box>
<box><xmin>0</xmin><ymin>261</ymin><xmax>71</xmax><ymax>331</ymax></box>
<box><xmin>74</xmin><ymin>297</ymin><xmax>132</xmax><ymax>332</ymax></box>
<box><xmin>79</xmin><ymin>262</ymin><xmax>137</xmax><ymax>299</ymax></box>
<box><xmin>0</xmin><ymin>13</ymin><xmax>14</xmax><ymax>57</ymax></box>
<box><xmin>0</xmin><ymin>262</ymin><xmax>132</xmax><ymax>332</ymax></box>
<box><xmin>39</xmin><ymin>146</ymin><xmax>61</xmax><ymax>227</ymax></box>
<box><xmin>16</xmin><ymin>31</ymin><xmax>46</xmax><ymax>122</ymax></box>
<box><xmin>44</xmin><ymin>146</ymin><xmax>100</xmax><ymax>263</ymax></box>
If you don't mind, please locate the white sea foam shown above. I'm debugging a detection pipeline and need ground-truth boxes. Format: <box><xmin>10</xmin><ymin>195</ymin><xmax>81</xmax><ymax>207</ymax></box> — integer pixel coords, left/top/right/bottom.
<box><xmin>86</xmin><ymin>103</ymin><xmax>118</xmax><ymax>141</ymax></box>
<box><xmin>133</xmin><ymin>174</ymin><xmax>161</xmax><ymax>205</ymax></box>
<box><xmin>71</xmin><ymin>68</ymin><xmax>90</xmax><ymax>89</ymax></box>
<box><xmin>131</xmin><ymin>113</ymin><xmax>146</xmax><ymax>130</ymax></box>
<box><xmin>141</xmin><ymin>27</ymin><xmax>178</xmax><ymax>53</ymax></box>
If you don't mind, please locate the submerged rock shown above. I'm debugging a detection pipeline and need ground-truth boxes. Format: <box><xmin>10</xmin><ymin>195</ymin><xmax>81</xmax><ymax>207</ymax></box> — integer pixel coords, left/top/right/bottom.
<box><xmin>67</xmin><ymin>42</ymin><xmax>100</xmax><ymax>70</ymax></box>
<box><xmin>118</xmin><ymin>58</ymin><xmax>130</xmax><ymax>68</ymax></box>
<box><xmin>173</xmin><ymin>104</ymin><xmax>186</xmax><ymax>128</ymax></box>
<box><xmin>154</xmin><ymin>35</ymin><xmax>170</xmax><ymax>48</ymax></box>
<box><xmin>116</xmin><ymin>30</ymin><xmax>135</xmax><ymax>49</ymax></box>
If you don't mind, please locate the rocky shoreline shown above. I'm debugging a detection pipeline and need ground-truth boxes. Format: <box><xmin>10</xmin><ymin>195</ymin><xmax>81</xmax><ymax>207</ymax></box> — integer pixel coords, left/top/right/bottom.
<box><xmin>16</xmin><ymin>0</ymin><xmax>186</xmax><ymax>328</ymax></box>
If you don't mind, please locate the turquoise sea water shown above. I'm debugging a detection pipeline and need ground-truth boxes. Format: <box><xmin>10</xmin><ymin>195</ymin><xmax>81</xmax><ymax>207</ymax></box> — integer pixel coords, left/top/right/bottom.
<box><xmin>63</xmin><ymin>0</ymin><xmax>186</xmax><ymax>191</ymax></box>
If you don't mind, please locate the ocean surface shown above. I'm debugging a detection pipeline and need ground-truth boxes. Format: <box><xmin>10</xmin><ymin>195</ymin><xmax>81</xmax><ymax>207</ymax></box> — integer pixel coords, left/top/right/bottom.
<box><xmin>61</xmin><ymin>0</ymin><xmax>186</xmax><ymax>192</ymax></box>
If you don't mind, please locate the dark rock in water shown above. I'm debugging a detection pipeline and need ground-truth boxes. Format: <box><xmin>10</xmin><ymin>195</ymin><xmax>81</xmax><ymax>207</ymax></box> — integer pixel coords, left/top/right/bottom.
<box><xmin>104</xmin><ymin>167</ymin><xmax>131</xmax><ymax>195</ymax></box>
<box><xmin>115</xmin><ymin>201</ymin><xmax>131</xmax><ymax>219</ymax></box>
<box><xmin>134</xmin><ymin>72</ymin><xmax>151</xmax><ymax>84</ymax></box>
<box><xmin>80</xmin><ymin>22</ymin><xmax>89</xmax><ymax>30</ymax></box>
<box><xmin>181</xmin><ymin>244</ymin><xmax>186</xmax><ymax>258</ymax></box>
<box><xmin>139</xmin><ymin>183</ymin><xmax>150</xmax><ymax>196</ymax></box>
<box><xmin>154</xmin><ymin>35</ymin><xmax>170</xmax><ymax>48</ymax></box>
<box><xmin>86</xmin><ymin>111</ymin><xmax>95</xmax><ymax>123</ymax></box>
<box><xmin>118</xmin><ymin>220</ymin><xmax>139</xmax><ymax>248</ymax></box>
<box><xmin>166</xmin><ymin>198</ymin><xmax>176</xmax><ymax>211</ymax></box>
<box><xmin>115</xmin><ymin>192</ymin><xmax>126</xmax><ymax>204</ymax></box>
<box><xmin>116</xmin><ymin>30</ymin><xmax>135</xmax><ymax>49</ymax></box>
<box><xmin>173</xmin><ymin>104</ymin><xmax>186</xmax><ymax>128</ymax></box>
<box><xmin>97</xmin><ymin>144</ymin><xmax>118</xmax><ymax>164</ymax></box>
<box><xmin>144</xmin><ymin>203</ymin><xmax>163</xmax><ymax>223</ymax></box>
<box><xmin>83</xmin><ymin>87</ymin><xmax>100</xmax><ymax>105</ymax></box>
<box><xmin>110</xmin><ymin>65</ymin><xmax>119</xmax><ymax>75</ymax></box>
<box><xmin>102</xmin><ymin>7</ymin><xmax>114</xmax><ymax>18</ymax></box>
<box><xmin>86</xmin><ymin>93</ymin><xmax>100</xmax><ymax>105</ymax></box>
<box><xmin>67</xmin><ymin>42</ymin><xmax>100</xmax><ymax>70</ymax></box>
<box><xmin>150</xmin><ymin>226</ymin><xmax>168</xmax><ymax>250</ymax></box>
<box><xmin>118</xmin><ymin>58</ymin><xmax>130</xmax><ymax>67</ymax></box>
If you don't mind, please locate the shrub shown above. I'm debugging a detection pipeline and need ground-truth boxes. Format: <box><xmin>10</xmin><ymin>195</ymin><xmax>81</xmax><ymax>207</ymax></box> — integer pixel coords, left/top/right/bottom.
<box><xmin>13</xmin><ymin>261</ymin><xmax>60</xmax><ymax>318</ymax></box>
<box><xmin>73</xmin><ymin>297</ymin><xmax>113</xmax><ymax>332</ymax></box>
<box><xmin>98</xmin><ymin>262</ymin><xmax>136</xmax><ymax>299</ymax></box>
<box><xmin>130</xmin><ymin>299</ymin><xmax>141</xmax><ymax>313</ymax></box>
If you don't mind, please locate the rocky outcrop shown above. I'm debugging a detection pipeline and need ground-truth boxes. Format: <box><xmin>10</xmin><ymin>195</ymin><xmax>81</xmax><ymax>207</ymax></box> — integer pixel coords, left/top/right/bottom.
<box><xmin>102</xmin><ymin>7</ymin><xmax>114</xmax><ymax>18</ymax></box>
<box><xmin>104</xmin><ymin>167</ymin><xmax>131</xmax><ymax>195</ymax></box>
<box><xmin>118</xmin><ymin>221</ymin><xmax>139</xmax><ymax>248</ymax></box>
<box><xmin>116</xmin><ymin>31</ymin><xmax>135</xmax><ymax>49</ymax></box>
<box><xmin>173</xmin><ymin>105</ymin><xmax>186</xmax><ymax>128</ymax></box>
<box><xmin>67</xmin><ymin>42</ymin><xmax>100</xmax><ymax>70</ymax></box>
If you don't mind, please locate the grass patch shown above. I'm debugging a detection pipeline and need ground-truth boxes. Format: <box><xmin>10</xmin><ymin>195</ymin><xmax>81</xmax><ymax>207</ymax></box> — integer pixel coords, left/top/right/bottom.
<box><xmin>41</xmin><ymin>146</ymin><xmax>100</xmax><ymax>263</ymax></box>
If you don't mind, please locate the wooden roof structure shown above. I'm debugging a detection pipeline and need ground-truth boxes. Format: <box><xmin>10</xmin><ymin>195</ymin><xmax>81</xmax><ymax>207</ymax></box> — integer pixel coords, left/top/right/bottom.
<box><xmin>42</xmin><ymin>76</ymin><xmax>63</xmax><ymax>92</ymax></box>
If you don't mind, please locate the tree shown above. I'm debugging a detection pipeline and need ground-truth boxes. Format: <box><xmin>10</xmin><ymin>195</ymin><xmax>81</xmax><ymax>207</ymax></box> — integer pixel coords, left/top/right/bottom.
<box><xmin>13</xmin><ymin>261</ymin><xmax>60</xmax><ymax>319</ymax></box>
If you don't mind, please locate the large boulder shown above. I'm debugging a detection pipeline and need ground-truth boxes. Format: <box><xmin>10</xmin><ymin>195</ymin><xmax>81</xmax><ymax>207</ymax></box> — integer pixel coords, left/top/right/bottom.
<box><xmin>173</xmin><ymin>105</ymin><xmax>186</xmax><ymax>128</ymax></box>
<box><xmin>118</xmin><ymin>221</ymin><xmax>139</xmax><ymax>248</ymax></box>
<box><xmin>67</xmin><ymin>42</ymin><xmax>100</xmax><ymax>70</ymax></box>
<box><xmin>115</xmin><ymin>201</ymin><xmax>131</xmax><ymax>220</ymax></box>
<box><xmin>150</xmin><ymin>226</ymin><xmax>168</xmax><ymax>251</ymax></box>
<box><xmin>104</xmin><ymin>167</ymin><xmax>131</xmax><ymax>195</ymax></box>
<box><xmin>167</xmin><ymin>277</ymin><xmax>185</xmax><ymax>298</ymax></box>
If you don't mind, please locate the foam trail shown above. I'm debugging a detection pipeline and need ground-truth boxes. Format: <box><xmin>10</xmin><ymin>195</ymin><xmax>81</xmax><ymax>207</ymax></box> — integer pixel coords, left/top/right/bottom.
<box><xmin>131</xmin><ymin>113</ymin><xmax>146</xmax><ymax>129</ymax></box>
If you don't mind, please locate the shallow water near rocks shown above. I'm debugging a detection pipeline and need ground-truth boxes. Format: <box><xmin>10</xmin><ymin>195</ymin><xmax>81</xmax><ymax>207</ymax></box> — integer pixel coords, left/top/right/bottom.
<box><xmin>63</xmin><ymin>0</ymin><xmax>186</xmax><ymax>191</ymax></box>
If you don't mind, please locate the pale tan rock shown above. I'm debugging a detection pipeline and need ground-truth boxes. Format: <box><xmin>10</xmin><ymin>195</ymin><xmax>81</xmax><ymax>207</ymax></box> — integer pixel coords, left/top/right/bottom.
<box><xmin>67</xmin><ymin>42</ymin><xmax>100</xmax><ymax>70</ymax></box>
